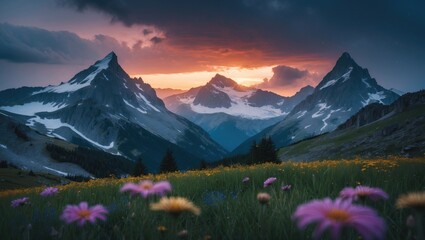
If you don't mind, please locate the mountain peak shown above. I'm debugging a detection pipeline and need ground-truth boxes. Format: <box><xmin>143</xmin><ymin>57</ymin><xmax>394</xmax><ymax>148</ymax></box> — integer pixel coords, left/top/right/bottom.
<box><xmin>208</xmin><ymin>74</ymin><xmax>238</xmax><ymax>88</ymax></box>
<box><xmin>334</xmin><ymin>52</ymin><xmax>359</xmax><ymax>70</ymax></box>
<box><xmin>93</xmin><ymin>52</ymin><xmax>119</xmax><ymax>70</ymax></box>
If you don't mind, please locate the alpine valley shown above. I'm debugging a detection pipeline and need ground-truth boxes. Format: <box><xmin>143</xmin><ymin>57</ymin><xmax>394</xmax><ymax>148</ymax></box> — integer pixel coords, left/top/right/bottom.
<box><xmin>0</xmin><ymin>52</ymin><xmax>227</xmax><ymax>174</ymax></box>
<box><xmin>0</xmin><ymin>51</ymin><xmax>418</xmax><ymax>177</ymax></box>
<box><xmin>164</xmin><ymin>74</ymin><xmax>314</xmax><ymax>151</ymax></box>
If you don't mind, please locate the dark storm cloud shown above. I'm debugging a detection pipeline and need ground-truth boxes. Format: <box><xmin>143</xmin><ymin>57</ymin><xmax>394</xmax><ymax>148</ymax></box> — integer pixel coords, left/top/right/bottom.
<box><xmin>0</xmin><ymin>23</ymin><xmax>135</xmax><ymax>65</ymax></box>
<box><xmin>59</xmin><ymin>0</ymin><xmax>425</xmax><ymax>58</ymax></box>
<box><xmin>257</xmin><ymin>65</ymin><xmax>317</xmax><ymax>88</ymax></box>
<box><xmin>0</xmin><ymin>23</ymin><xmax>99</xmax><ymax>64</ymax></box>
<box><xmin>150</xmin><ymin>36</ymin><xmax>163</xmax><ymax>44</ymax></box>
<box><xmin>143</xmin><ymin>29</ymin><xmax>152</xmax><ymax>35</ymax></box>
<box><xmin>270</xmin><ymin>65</ymin><xmax>309</xmax><ymax>85</ymax></box>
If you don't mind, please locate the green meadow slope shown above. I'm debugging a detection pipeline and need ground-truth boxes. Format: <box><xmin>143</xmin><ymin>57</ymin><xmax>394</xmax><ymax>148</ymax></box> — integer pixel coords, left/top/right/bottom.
<box><xmin>278</xmin><ymin>95</ymin><xmax>425</xmax><ymax>161</ymax></box>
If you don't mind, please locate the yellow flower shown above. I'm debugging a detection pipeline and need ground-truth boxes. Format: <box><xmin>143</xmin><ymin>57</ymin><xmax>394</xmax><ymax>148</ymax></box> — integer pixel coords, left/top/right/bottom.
<box><xmin>150</xmin><ymin>197</ymin><xmax>201</xmax><ymax>216</ymax></box>
<box><xmin>157</xmin><ymin>225</ymin><xmax>167</xmax><ymax>232</ymax></box>
<box><xmin>396</xmin><ymin>192</ymin><xmax>425</xmax><ymax>210</ymax></box>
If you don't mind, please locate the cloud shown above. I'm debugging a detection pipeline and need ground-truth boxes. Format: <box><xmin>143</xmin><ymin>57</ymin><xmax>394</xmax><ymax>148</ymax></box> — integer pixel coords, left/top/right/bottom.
<box><xmin>143</xmin><ymin>29</ymin><xmax>153</xmax><ymax>35</ymax></box>
<box><xmin>0</xmin><ymin>23</ymin><xmax>98</xmax><ymax>64</ymax></box>
<box><xmin>150</xmin><ymin>36</ymin><xmax>163</xmax><ymax>44</ymax></box>
<box><xmin>59</xmin><ymin>0</ymin><xmax>425</xmax><ymax>60</ymax></box>
<box><xmin>255</xmin><ymin>65</ymin><xmax>320</xmax><ymax>95</ymax></box>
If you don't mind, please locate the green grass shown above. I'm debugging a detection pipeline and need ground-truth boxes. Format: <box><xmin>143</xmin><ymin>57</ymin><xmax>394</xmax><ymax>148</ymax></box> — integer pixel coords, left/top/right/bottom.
<box><xmin>0</xmin><ymin>168</ymin><xmax>68</xmax><ymax>191</ymax></box>
<box><xmin>1</xmin><ymin>158</ymin><xmax>424</xmax><ymax>240</ymax></box>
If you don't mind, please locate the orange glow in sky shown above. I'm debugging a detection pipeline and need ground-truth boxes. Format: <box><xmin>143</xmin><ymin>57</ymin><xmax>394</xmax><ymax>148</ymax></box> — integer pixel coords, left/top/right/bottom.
<box><xmin>135</xmin><ymin>66</ymin><xmax>273</xmax><ymax>90</ymax></box>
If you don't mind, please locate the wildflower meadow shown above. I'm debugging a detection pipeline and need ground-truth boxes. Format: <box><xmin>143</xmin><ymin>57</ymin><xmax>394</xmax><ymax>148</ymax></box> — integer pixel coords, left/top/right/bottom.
<box><xmin>1</xmin><ymin>157</ymin><xmax>425</xmax><ymax>240</ymax></box>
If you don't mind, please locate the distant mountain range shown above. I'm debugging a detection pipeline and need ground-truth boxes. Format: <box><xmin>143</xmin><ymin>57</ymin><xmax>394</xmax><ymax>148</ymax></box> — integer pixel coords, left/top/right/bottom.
<box><xmin>155</xmin><ymin>88</ymin><xmax>186</xmax><ymax>99</ymax></box>
<box><xmin>0</xmin><ymin>52</ymin><xmax>227</xmax><ymax>173</ymax></box>
<box><xmin>164</xmin><ymin>74</ymin><xmax>314</xmax><ymax>150</ymax></box>
<box><xmin>278</xmin><ymin>90</ymin><xmax>425</xmax><ymax>160</ymax></box>
<box><xmin>232</xmin><ymin>52</ymin><xmax>400</xmax><ymax>155</ymax></box>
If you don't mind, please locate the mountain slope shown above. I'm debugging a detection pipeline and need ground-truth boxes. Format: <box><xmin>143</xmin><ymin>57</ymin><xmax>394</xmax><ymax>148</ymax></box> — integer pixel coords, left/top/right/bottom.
<box><xmin>233</xmin><ymin>52</ymin><xmax>400</xmax><ymax>155</ymax></box>
<box><xmin>0</xmin><ymin>112</ymin><xmax>92</xmax><ymax>177</ymax></box>
<box><xmin>0</xmin><ymin>52</ymin><xmax>227</xmax><ymax>172</ymax></box>
<box><xmin>278</xmin><ymin>90</ymin><xmax>425</xmax><ymax>160</ymax></box>
<box><xmin>164</xmin><ymin>74</ymin><xmax>314</xmax><ymax>150</ymax></box>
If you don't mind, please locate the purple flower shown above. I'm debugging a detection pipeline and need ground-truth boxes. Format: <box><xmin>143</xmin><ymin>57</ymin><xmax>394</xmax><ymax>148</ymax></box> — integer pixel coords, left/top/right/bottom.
<box><xmin>60</xmin><ymin>202</ymin><xmax>108</xmax><ymax>226</ymax></box>
<box><xmin>40</xmin><ymin>187</ymin><xmax>59</xmax><ymax>197</ymax></box>
<box><xmin>292</xmin><ymin>198</ymin><xmax>386</xmax><ymax>240</ymax></box>
<box><xmin>120</xmin><ymin>180</ymin><xmax>172</xmax><ymax>198</ymax></box>
<box><xmin>281</xmin><ymin>185</ymin><xmax>292</xmax><ymax>191</ymax></box>
<box><xmin>340</xmin><ymin>186</ymin><xmax>389</xmax><ymax>201</ymax></box>
<box><xmin>263</xmin><ymin>177</ymin><xmax>277</xmax><ymax>188</ymax></box>
<box><xmin>11</xmin><ymin>197</ymin><xmax>30</xmax><ymax>208</ymax></box>
<box><xmin>152</xmin><ymin>181</ymin><xmax>172</xmax><ymax>196</ymax></box>
<box><xmin>242</xmin><ymin>177</ymin><xmax>250</xmax><ymax>183</ymax></box>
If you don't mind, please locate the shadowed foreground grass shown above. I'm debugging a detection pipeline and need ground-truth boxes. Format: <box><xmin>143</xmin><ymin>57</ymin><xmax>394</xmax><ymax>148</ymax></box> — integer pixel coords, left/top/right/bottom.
<box><xmin>1</xmin><ymin>157</ymin><xmax>424</xmax><ymax>240</ymax></box>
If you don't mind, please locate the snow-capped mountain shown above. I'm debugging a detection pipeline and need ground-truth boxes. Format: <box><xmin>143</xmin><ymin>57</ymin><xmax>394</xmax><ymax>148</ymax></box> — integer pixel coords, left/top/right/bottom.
<box><xmin>0</xmin><ymin>52</ymin><xmax>227</xmax><ymax>172</ymax></box>
<box><xmin>232</xmin><ymin>52</ymin><xmax>400</xmax><ymax>155</ymax></box>
<box><xmin>164</xmin><ymin>74</ymin><xmax>314</xmax><ymax>150</ymax></box>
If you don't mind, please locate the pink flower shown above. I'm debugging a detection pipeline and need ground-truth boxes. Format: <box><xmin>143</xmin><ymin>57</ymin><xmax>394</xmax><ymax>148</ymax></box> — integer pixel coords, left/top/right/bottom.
<box><xmin>60</xmin><ymin>202</ymin><xmax>108</xmax><ymax>226</ymax></box>
<box><xmin>281</xmin><ymin>185</ymin><xmax>292</xmax><ymax>191</ymax></box>
<box><xmin>263</xmin><ymin>177</ymin><xmax>277</xmax><ymax>188</ymax></box>
<box><xmin>120</xmin><ymin>180</ymin><xmax>172</xmax><ymax>198</ymax></box>
<box><xmin>242</xmin><ymin>177</ymin><xmax>250</xmax><ymax>183</ymax></box>
<box><xmin>40</xmin><ymin>187</ymin><xmax>59</xmax><ymax>197</ymax></box>
<box><xmin>11</xmin><ymin>197</ymin><xmax>30</xmax><ymax>208</ymax></box>
<box><xmin>293</xmin><ymin>198</ymin><xmax>386</xmax><ymax>240</ymax></box>
<box><xmin>340</xmin><ymin>186</ymin><xmax>389</xmax><ymax>201</ymax></box>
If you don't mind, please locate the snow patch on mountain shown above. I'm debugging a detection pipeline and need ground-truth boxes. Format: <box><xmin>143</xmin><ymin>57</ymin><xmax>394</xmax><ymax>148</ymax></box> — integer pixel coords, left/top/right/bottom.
<box><xmin>32</xmin><ymin>53</ymin><xmax>113</xmax><ymax>95</ymax></box>
<box><xmin>135</xmin><ymin>83</ymin><xmax>144</xmax><ymax>92</ymax></box>
<box><xmin>361</xmin><ymin>91</ymin><xmax>386</xmax><ymax>106</ymax></box>
<box><xmin>0</xmin><ymin>101</ymin><xmax>68</xmax><ymax>116</ymax></box>
<box><xmin>320</xmin><ymin>108</ymin><xmax>341</xmax><ymax>132</ymax></box>
<box><xmin>183</xmin><ymin>85</ymin><xmax>287</xmax><ymax>119</ymax></box>
<box><xmin>320</xmin><ymin>67</ymin><xmax>353</xmax><ymax>90</ymax></box>
<box><xmin>135</xmin><ymin>93</ymin><xmax>161</xmax><ymax>112</ymax></box>
<box><xmin>43</xmin><ymin>166</ymin><xmax>68</xmax><ymax>176</ymax></box>
<box><xmin>362</xmin><ymin>78</ymin><xmax>371</xmax><ymax>88</ymax></box>
<box><xmin>102</xmin><ymin>73</ymin><xmax>109</xmax><ymax>81</ymax></box>
<box><xmin>216</xmin><ymin>85</ymin><xmax>253</xmax><ymax>98</ymax></box>
<box><xmin>320</xmin><ymin>80</ymin><xmax>338</xmax><ymax>90</ymax></box>
<box><xmin>27</xmin><ymin>116</ymin><xmax>114</xmax><ymax>150</ymax></box>
<box><xmin>123</xmin><ymin>99</ymin><xmax>147</xmax><ymax>114</ymax></box>
<box><xmin>312</xmin><ymin>103</ymin><xmax>331</xmax><ymax>118</ymax></box>
<box><xmin>341</xmin><ymin>67</ymin><xmax>353</xmax><ymax>82</ymax></box>
<box><xmin>297</xmin><ymin>110</ymin><xmax>307</xmax><ymax>119</ymax></box>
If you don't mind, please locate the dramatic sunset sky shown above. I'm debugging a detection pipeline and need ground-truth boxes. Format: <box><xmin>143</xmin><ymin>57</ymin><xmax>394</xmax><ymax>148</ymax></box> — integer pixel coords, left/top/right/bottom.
<box><xmin>0</xmin><ymin>0</ymin><xmax>424</xmax><ymax>96</ymax></box>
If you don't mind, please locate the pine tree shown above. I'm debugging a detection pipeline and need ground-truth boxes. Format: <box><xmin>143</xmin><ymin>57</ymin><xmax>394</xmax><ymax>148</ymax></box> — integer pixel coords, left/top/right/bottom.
<box><xmin>199</xmin><ymin>160</ymin><xmax>207</xmax><ymax>170</ymax></box>
<box><xmin>132</xmin><ymin>158</ymin><xmax>147</xmax><ymax>176</ymax></box>
<box><xmin>159</xmin><ymin>149</ymin><xmax>178</xmax><ymax>173</ymax></box>
<box><xmin>258</xmin><ymin>137</ymin><xmax>278</xmax><ymax>163</ymax></box>
<box><xmin>249</xmin><ymin>140</ymin><xmax>259</xmax><ymax>164</ymax></box>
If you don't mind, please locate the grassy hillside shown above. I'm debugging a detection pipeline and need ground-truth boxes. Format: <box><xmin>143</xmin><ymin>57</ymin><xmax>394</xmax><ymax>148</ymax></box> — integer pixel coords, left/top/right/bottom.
<box><xmin>1</xmin><ymin>158</ymin><xmax>424</xmax><ymax>239</ymax></box>
<box><xmin>278</xmin><ymin>104</ymin><xmax>425</xmax><ymax>161</ymax></box>
<box><xmin>0</xmin><ymin>168</ymin><xmax>70</xmax><ymax>191</ymax></box>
